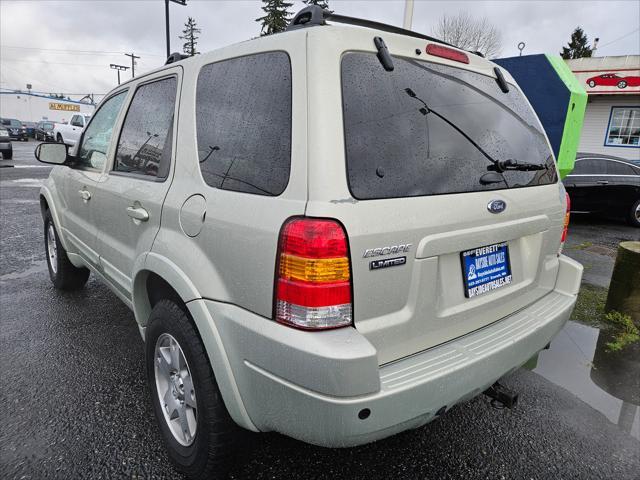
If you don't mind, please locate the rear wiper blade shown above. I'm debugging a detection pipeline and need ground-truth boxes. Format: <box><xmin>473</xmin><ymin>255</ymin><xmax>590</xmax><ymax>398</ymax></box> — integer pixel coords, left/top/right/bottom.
<box><xmin>403</xmin><ymin>88</ymin><xmax>546</xmax><ymax>177</ymax></box>
<box><xmin>404</xmin><ymin>87</ymin><xmax>500</xmax><ymax>168</ymax></box>
<box><xmin>487</xmin><ymin>159</ymin><xmax>548</xmax><ymax>172</ymax></box>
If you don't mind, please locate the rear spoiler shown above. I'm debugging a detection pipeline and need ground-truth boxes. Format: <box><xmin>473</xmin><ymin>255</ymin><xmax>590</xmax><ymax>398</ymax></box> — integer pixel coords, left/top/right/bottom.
<box><xmin>286</xmin><ymin>5</ymin><xmax>460</xmax><ymax>51</ymax></box>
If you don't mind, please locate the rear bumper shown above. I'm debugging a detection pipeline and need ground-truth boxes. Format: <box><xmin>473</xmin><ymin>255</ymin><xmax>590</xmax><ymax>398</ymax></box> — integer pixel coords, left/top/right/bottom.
<box><xmin>205</xmin><ymin>255</ymin><xmax>582</xmax><ymax>447</ymax></box>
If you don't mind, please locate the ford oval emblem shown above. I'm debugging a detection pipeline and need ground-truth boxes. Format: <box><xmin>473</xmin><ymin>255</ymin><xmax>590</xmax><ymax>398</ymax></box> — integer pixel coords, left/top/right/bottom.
<box><xmin>487</xmin><ymin>199</ymin><xmax>506</xmax><ymax>214</ymax></box>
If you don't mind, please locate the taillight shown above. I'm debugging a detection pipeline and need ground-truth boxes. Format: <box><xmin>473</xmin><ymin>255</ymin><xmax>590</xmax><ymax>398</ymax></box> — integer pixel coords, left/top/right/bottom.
<box><xmin>425</xmin><ymin>44</ymin><xmax>470</xmax><ymax>64</ymax></box>
<box><xmin>275</xmin><ymin>218</ymin><xmax>352</xmax><ymax>330</ymax></box>
<box><xmin>559</xmin><ymin>192</ymin><xmax>571</xmax><ymax>253</ymax></box>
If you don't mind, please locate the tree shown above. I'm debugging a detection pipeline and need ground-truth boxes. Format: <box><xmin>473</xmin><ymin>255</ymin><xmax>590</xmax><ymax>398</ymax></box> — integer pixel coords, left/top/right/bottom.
<box><xmin>303</xmin><ymin>0</ymin><xmax>329</xmax><ymax>8</ymax></box>
<box><xmin>179</xmin><ymin>17</ymin><xmax>201</xmax><ymax>56</ymax></box>
<box><xmin>432</xmin><ymin>12</ymin><xmax>502</xmax><ymax>59</ymax></box>
<box><xmin>560</xmin><ymin>27</ymin><xmax>593</xmax><ymax>59</ymax></box>
<box><xmin>256</xmin><ymin>0</ymin><xmax>293</xmax><ymax>36</ymax></box>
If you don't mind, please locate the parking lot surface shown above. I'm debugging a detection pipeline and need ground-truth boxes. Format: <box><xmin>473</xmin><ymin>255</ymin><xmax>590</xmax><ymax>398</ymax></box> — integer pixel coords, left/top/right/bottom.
<box><xmin>1</xmin><ymin>141</ymin><xmax>639</xmax><ymax>479</ymax></box>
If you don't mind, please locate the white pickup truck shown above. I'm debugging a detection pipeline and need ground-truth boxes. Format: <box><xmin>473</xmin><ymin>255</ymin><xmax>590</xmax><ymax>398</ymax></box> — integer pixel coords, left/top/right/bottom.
<box><xmin>53</xmin><ymin>113</ymin><xmax>91</xmax><ymax>147</ymax></box>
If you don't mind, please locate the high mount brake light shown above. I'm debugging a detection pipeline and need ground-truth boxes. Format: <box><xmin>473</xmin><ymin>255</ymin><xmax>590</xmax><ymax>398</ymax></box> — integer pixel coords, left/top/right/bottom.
<box><xmin>425</xmin><ymin>44</ymin><xmax>470</xmax><ymax>64</ymax></box>
<box><xmin>559</xmin><ymin>192</ymin><xmax>571</xmax><ymax>253</ymax></box>
<box><xmin>275</xmin><ymin>218</ymin><xmax>353</xmax><ymax>330</ymax></box>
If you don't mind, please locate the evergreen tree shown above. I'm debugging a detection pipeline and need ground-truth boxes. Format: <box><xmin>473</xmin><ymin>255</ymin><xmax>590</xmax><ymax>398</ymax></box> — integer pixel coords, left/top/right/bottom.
<box><xmin>256</xmin><ymin>0</ymin><xmax>293</xmax><ymax>36</ymax></box>
<box><xmin>303</xmin><ymin>0</ymin><xmax>329</xmax><ymax>8</ymax></box>
<box><xmin>560</xmin><ymin>27</ymin><xmax>593</xmax><ymax>59</ymax></box>
<box><xmin>179</xmin><ymin>17</ymin><xmax>201</xmax><ymax>56</ymax></box>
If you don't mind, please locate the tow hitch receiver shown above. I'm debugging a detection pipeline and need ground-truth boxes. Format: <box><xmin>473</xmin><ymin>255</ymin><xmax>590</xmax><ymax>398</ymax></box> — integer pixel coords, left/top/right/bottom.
<box><xmin>483</xmin><ymin>382</ymin><xmax>519</xmax><ymax>409</ymax></box>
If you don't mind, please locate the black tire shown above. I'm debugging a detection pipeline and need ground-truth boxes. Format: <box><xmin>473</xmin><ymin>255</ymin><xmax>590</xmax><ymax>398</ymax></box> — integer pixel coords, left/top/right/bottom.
<box><xmin>618</xmin><ymin>80</ymin><xmax>627</xmax><ymax>89</ymax></box>
<box><xmin>146</xmin><ymin>300</ymin><xmax>239</xmax><ymax>479</ymax></box>
<box><xmin>628</xmin><ymin>199</ymin><xmax>640</xmax><ymax>228</ymax></box>
<box><xmin>56</xmin><ymin>133</ymin><xmax>64</xmax><ymax>144</ymax></box>
<box><xmin>3</xmin><ymin>149</ymin><xmax>12</xmax><ymax>160</ymax></box>
<box><xmin>44</xmin><ymin>210</ymin><xmax>90</xmax><ymax>290</ymax></box>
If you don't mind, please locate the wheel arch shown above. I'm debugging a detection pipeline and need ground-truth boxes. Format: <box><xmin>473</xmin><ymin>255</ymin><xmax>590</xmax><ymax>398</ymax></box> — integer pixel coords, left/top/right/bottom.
<box><xmin>39</xmin><ymin>186</ymin><xmax>71</xmax><ymax>252</ymax></box>
<box><xmin>132</xmin><ymin>252</ymin><xmax>201</xmax><ymax>329</ymax></box>
<box><xmin>132</xmin><ymin>253</ymin><xmax>258</xmax><ymax>432</ymax></box>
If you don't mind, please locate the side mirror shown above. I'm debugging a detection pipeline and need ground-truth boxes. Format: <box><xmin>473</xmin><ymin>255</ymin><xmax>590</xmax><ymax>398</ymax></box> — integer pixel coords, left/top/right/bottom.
<box><xmin>35</xmin><ymin>142</ymin><xmax>68</xmax><ymax>165</ymax></box>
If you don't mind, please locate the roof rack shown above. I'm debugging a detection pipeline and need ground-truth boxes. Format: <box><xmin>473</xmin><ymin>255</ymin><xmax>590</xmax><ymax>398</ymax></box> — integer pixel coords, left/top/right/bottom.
<box><xmin>286</xmin><ymin>5</ymin><xmax>457</xmax><ymax>50</ymax></box>
<box><xmin>165</xmin><ymin>52</ymin><xmax>188</xmax><ymax>65</ymax></box>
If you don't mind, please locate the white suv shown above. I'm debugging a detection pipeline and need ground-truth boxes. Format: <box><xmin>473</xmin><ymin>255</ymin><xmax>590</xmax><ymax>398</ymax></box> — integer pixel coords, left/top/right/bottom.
<box><xmin>36</xmin><ymin>7</ymin><xmax>582</xmax><ymax>478</ymax></box>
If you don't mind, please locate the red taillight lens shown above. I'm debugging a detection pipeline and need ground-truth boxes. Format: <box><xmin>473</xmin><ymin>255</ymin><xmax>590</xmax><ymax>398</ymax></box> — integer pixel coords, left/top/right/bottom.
<box><xmin>559</xmin><ymin>192</ymin><xmax>571</xmax><ymax>252</ymax></box>
<box><xmin>275</xmin><ymin>218</ymin><xmax>352</xmax><ymax>330</ymax></box>
<box><xmin>425</xmin><ymin>44</ymin><xmax>470</xmax><ymax>64</ymax></box>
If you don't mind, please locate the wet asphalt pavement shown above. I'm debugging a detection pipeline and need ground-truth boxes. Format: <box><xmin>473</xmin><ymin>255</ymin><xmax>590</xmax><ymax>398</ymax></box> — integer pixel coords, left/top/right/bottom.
<box><xmin>1</xmin><ymin>141</ymin><xmax>639</xmax><ymax>479</ymax></box>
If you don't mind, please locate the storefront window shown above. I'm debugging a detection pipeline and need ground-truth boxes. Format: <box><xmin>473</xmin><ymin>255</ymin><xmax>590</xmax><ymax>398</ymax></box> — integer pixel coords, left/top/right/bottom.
<box><xmin>605</xmin><ymin>107</ymin><xmax>639</xmax><ymax>147</ymax></box>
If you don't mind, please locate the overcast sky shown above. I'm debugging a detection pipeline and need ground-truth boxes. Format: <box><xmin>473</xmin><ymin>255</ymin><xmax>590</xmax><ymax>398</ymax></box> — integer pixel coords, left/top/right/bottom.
<box><xmin>1</xmin><ymin>0</ymin><xmax>638</xmax><ymax>97</ymax></box>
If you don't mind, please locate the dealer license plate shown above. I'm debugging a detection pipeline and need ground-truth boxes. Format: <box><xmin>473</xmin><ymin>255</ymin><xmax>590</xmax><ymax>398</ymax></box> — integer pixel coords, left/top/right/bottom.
<box><xmin>461</xmin><ymin>242</ymin><xmax>512</xmax><ymax>298</ymax></box>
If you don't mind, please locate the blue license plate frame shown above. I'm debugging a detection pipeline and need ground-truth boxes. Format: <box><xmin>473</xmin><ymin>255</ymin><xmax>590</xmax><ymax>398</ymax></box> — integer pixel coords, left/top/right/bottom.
<box><xmin>461</xmin><ymin>242</ymin><xmax>512</xmax><ymax>298</ymax></box>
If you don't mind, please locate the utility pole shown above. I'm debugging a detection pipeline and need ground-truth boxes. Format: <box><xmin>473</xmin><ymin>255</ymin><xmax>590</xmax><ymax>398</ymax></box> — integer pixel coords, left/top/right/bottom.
<box><xmin>165</xmin><ymin>0</ymin><xmax>187</xmax><ymax>58</ymax></box>
<box><xmin>110</xmin><ymin>64</ymin><xmax>129</xmax><ymax>85</ymax></box>
<box><xmin>403</xmin><ymin>0</ymin><xmax>414</xmax><ymax>30</ymax></box>
<box><xmin>124</xmin><ymin>53</ymin><xmax>140</xmax><ymax>78</ymax></box>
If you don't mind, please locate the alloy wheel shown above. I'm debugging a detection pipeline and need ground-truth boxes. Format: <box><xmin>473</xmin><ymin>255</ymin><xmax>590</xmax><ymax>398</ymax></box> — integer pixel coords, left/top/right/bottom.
<box><xmin>154</xmin><ymin>333</ymin><xmax>197</xmax><ymax>446</ymax></box>
<box><xmin>47</xmin><ymin>224</ymin><xmax>57</xmax><ymax>274</ymax></box>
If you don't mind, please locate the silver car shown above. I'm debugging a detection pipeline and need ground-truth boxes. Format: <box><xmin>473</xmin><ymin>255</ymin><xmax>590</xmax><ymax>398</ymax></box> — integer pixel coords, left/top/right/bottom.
<box><xmin>36</xmin><ymin>7</ymin><xmax>582</xmax><ymax>479</ymax></box>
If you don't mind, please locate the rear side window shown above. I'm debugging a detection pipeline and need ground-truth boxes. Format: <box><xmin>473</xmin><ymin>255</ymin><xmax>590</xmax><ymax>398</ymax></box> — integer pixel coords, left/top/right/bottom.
<box><xmin>196</xmin><ymin>52</ymin><xmax>291</xmax><ymax>196</ymax></box>
<box><xmin>605</xmin><ymin>160</ymin><xmax>636</xmax><ymax>175</ymax></box>
<box><xmin>573</xmin><ymin>159</ymin><xmax>602</xmax><ymax>174</ymax></box>
<box><xmin>341</xmin><ymin>53</ymin><xmax>557</xmax><ymax>200</ymax></box>
<box><xmin>114</xmin><ymin>77</ymin><xmax>176</xmax><ymax>179</ymax></box>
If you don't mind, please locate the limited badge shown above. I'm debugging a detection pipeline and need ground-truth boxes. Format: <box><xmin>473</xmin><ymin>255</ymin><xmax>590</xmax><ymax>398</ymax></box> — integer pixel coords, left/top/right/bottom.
<box><xmin>369</xmin><ymin>256</ymin><xmax>406</xmax><ymax>270</ymax></box>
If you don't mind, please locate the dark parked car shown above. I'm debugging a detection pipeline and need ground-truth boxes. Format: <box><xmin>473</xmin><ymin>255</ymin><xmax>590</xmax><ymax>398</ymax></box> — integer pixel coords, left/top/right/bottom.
<box><xmin>22</xmin><ymin>121</ymin><xmax>37</xmax><ymax>138</ymax></box>
<box><xmin>563</xmin><ymin>153</ymin><xmax>640</xmax><ymax>227</ymax></box>
<box><xmin>0</xmin><ymin>125</ymin><xmax>12</xmax><ymax>159</ymax></box>
<box><xmin>35</xmin><ymin>121</ymin><xmax>56</xmax><ymax>142</ymax></box>
<box><xmin>0</xmin><ymin>118</ymin><xmax>28</xmax><ymax>141</ymax></box>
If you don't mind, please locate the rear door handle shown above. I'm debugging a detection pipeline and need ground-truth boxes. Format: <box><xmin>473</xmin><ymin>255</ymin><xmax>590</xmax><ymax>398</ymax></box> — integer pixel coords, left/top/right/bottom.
<box><xmin>126</xmin><ymin>206</ymin><xmax>149</xmax><ymax>222</ymax></box>
<box><xmin>597</xmin><ymin>180</ymin><xmax>609</xmax><ymax>185</ymax></box>
<box><xmin>78</xmin><ymin>189</ymin><xmax>91</xmax><ymax>201</ymax></box>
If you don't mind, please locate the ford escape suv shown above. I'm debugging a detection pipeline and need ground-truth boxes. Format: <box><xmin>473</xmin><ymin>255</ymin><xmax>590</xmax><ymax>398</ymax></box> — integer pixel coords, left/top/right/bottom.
<box><xmin>36</xmin><ymin>7</ymin><xmax>582</xmax><ymax>478</ymax></box>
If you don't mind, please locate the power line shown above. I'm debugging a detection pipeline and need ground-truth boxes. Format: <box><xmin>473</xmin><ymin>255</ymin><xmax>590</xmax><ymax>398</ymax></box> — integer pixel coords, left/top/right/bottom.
<box><xmin>2</xmin><ymin>59</ymin><xmax>113</xmax><ymax>67</ymax></box>
<box><xmin>1</xmin><ymin>45</ymin><xmax>165</xmax><ymax>57</ymax></box>
<box><xmin>596</xmin><ymin>28</ymin><xmax>640</xmax><ymax>50</ymax></box>
<box><xmin>2</xmin><ymin>57</ymin><xmax>158</xmax><ymax>69</ymax></box>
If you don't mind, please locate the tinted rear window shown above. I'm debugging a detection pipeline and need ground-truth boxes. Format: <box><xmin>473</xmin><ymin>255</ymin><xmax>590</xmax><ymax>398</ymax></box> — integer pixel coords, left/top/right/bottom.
<box><xmin>341</xmin><ymin>53</ymin><xmax>557</xmax><ymax>200</ymax></box>
<box><xmin>606</xmin><ymin>160</ymin><xmax>637</xmax><ymax>175</ymax></box>
<box><xmin>196</xmin><ymin>52</ymin><xmax>291</xmax><ymax>196</ymax></box>
<box><xmin>572</xmin><ymin>159</ymin><xmax>602</xmax><ymax>175</ymax></box>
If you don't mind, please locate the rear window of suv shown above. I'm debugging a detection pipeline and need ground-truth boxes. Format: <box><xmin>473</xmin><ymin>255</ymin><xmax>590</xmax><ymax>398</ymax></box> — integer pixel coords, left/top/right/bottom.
<box><xmin>341</xmin><ymin>52</ymin><xmax>557</xmax><ymax>200</ymax></box>
<box><xmin>196</xmin><ymin>52</ymin><xmax>292</xmax><ymax>196</ymax></box>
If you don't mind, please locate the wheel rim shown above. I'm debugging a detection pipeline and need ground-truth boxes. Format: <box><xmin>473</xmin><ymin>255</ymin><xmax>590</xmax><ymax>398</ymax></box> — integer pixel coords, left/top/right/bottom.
<box><xmin>154</xmin><ymin>333</ymin><xmax>197</xmax><ymax>446</ymax></box>
<box><xmin>47</xmin><ymin>224</ymin><xmax>57</xmax><ymax>274</ymax></box>
<box><xmin>635</xmin><ymin>203</ymin><xmax>640</xmax><ymax>222</ymax></box>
